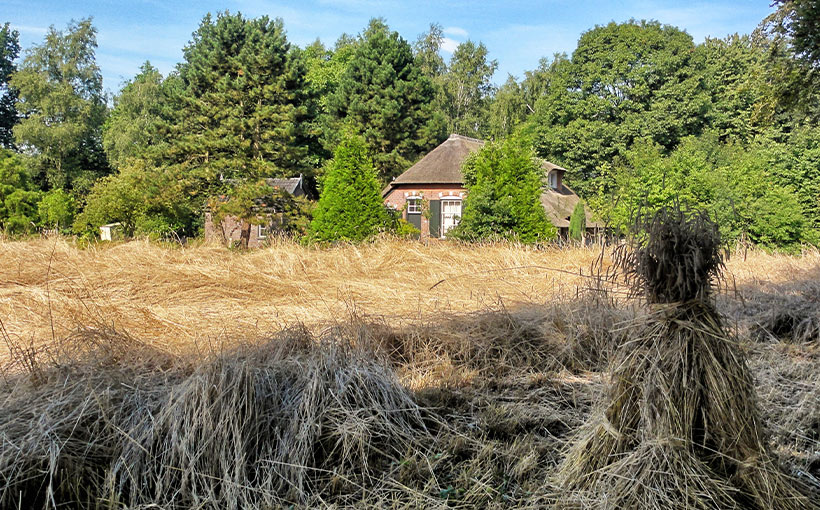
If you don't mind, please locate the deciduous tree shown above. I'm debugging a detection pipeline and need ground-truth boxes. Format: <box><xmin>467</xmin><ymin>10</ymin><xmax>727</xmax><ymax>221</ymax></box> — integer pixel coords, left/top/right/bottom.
<box><xmin>441</xmin><ymin>40</ymin><xmax>497</xmax><ymax>137</ymax></box>
<box><xmin>11</xmin><ymin>18</ymin><xmax>108</xmax><ymax>193</ymax></box>
<box><xmin>103</xmin><ymin>62</ymin><xmax>167</xmax><ymax>169</ymax></box>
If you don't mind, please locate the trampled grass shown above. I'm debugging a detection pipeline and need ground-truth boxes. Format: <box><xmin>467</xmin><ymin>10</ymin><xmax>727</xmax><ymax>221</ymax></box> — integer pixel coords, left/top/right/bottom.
<box><xmin>0</xmin><ymin>236</ymin><xmax>817</xmax><ymax>508</ymax></box>
<box><xmin>0</xmin><ymin>237</ymin><xmax>608</xmax><ymax>358</ymax></box>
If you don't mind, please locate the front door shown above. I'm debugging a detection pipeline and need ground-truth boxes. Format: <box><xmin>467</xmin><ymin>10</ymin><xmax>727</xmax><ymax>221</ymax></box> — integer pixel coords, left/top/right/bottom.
<box><xmin>441</xmin><ymin>199</ymin><xmax>462</xmax><ymax>236</ymax></box>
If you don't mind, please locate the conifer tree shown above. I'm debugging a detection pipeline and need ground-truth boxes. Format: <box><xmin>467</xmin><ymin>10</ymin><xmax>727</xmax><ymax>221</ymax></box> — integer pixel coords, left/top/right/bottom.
<box><xmin>454</xmin><ymin>137</ymin><xmax>556</xmax><ymax>243</ymax></box>
<box><xmin>568</xmin><ymin>199</ymin><xmax>586</xmax><ymax>241</ymax></box>
<box><xmin>173</xmin><ymin>11</ymin><xmax>314</xmax><ymax>183</ymax></box>
<box><xmin>309</xmin><ymin>134</ymin><xmax>388</xmax><ymax>241</ymax></box>
<box><xmin>329</xmin><ymin>19</ymin><xmax>444</xmax><ymax>181</ymax></box>
<box><xmin>0</xmin><ymin>23</ymin><xmax>20</xmax><ymax>149</ymax></box>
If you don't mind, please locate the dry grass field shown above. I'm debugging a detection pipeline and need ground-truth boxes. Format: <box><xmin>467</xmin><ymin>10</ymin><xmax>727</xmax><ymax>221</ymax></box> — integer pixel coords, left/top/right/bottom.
<box><xmin>1</xmin><ymin>236</ymin><xmax>817</xmax><ymax>357</ymax></box>
<box><xmin>0</xmin><ymin>236</ymin><xmax>818</xmax><ymax>508</ymax></box>
<box><xmin>0</xmin><ymin>237</ymin><xmax>606</xmax><ymax>358</ymax></box>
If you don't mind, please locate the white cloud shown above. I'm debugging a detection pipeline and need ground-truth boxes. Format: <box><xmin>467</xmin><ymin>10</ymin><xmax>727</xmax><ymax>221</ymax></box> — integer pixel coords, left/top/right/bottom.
<box><xmin>443</xmin><ymin>26</ymin><xmax>468</xmax><ymax>38</ymax></box>
<box><xmin>441</xmin><ymin>37</ymin><xmax>459</xmax><ymax>53</ymax></box>
<box><xmin>12</xmin><ymin>24</ymin><xmax>47</xmax><ymax>36</ymax></box>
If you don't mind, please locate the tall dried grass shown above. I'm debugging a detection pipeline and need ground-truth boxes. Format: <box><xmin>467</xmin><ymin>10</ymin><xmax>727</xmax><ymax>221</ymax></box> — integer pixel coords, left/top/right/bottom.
<box><xmin>0</xmin><ymin>236</ymin><xmax>818</xmax><ymax>508</ymax></box>
<box><xmin>557</xmin><ymin>208</ymin><xmax>818</xmax><ymax>510</ymax></box>
<box><xmin>0</xmin><ymin>237</ymin><xmax>605</xmax><ymax>362</ymax></box>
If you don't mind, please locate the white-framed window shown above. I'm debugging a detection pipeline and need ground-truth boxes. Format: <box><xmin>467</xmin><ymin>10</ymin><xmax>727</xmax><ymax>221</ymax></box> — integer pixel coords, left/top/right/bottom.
<box><xmin>441</xmin><ymin>199</ymin><xmax>462</xmax><ymax>236</ymax></box>
<box><xmin>258</xmin><ymin>224</ymin><xmax>269</xmax><ymax>239</ymax></box>
<box><xmin>549</xmin><ymin>171</ymin><xmax>558</xmax><ymax>190</ymax></box>
<box><xmin>407</xmin><ymin>198</ymin><xmax>422</xmax><ymax>214</ymax></box>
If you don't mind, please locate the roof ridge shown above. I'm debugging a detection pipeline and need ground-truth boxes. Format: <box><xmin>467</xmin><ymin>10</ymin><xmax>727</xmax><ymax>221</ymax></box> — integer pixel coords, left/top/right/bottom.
<box><xmin>448</xmin><ymin>133</ymin><xmax>486</xmax><ymax>144</ymax></box>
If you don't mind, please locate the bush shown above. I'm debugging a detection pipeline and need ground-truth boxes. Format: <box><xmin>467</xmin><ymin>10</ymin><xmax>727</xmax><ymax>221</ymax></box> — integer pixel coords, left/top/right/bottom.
<box><xmin>38</xmin><ymin>189</ymin><xmax>76</xmax><ymax>231</ymax></box>
<box><xmin>0</xmin><ymin>150</ymin><xmax>40</xmax><ymax>235</ymax></box>
<box><xmin>452</xmin><ymin>136</ymin><xmax>556</xmax><ymax>244</ymax></box>
<box><xmin>607</xmin><ymin>136</ymin><xmax>815</xmax><ymax>251</ymax></box>
<box><xmin>568</xmin><ymin>200</ymin><xmax>586</xmax><ymax>241</ymax></box>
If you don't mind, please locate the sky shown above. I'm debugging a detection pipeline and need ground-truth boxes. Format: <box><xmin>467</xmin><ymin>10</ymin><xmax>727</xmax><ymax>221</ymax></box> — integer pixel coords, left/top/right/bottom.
<box><xmin>5</xmin><ymin>0</ymin><xmax>777</xmax><ymax>95</ymax></box>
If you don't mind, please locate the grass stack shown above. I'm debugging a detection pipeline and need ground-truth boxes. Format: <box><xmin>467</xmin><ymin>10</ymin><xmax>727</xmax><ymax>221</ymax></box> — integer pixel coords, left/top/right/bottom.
<box><xmin>556</xmin><ymin>207</ymin><xmax>818</xmax><ymax>509</ymax></box>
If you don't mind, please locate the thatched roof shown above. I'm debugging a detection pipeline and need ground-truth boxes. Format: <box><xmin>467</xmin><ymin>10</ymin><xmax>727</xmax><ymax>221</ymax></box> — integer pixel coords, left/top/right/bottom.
<box><xmin>388</xmin><ymin>134</ymin><xmax>567</xmax><ymax>190</ymax></box>
<box><xmin>540</xmin><ymin>185</ymin><xmax>604</xmax><ymax>229</ymax></box>
<box><xmin>384</xmin><ymin>133</ymin><xmax>601</xmax><ymax>228</ymax></box>
<box><xmin>392</xmin><ymin>134</ymin><xmax>484</xmax><ymax>186</ymax></box>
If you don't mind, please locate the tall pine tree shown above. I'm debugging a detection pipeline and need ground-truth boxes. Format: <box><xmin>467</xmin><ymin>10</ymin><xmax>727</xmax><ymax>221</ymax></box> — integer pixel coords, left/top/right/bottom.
<box><xmin>329</xmin><ymin>19</ymin><xmax>444</xmax><ymax>181</ymax></box>
<box><xmin>0</xmin><ymin>23</ymin><xmax>20</xmax><ymax>149</ymax></box>
<box><xmin>172</xmin><ymin>11</ymin><xmax>314</xmax><ymax>183</ymax></box>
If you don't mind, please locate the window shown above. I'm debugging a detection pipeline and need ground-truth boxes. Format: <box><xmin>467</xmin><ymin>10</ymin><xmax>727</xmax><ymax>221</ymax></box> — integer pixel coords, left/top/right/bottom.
<box><xmin>441</xmin><ymin>199</ymin><xmax>462</xmax><ymax>236</ymax></box>
<box><xmin>258</xmin><ymin>224</ymin><xmax>268</xmax><ymax>239</ymax></box>
<box><xmin>549</xmin><ymin>171</ymin><xmax>558</xmax><ymax>190</ymax></box>
<box><xmin>407</xmin><ymin>198</ymin><xmax>422</xmax><ymax>214</ymax></box>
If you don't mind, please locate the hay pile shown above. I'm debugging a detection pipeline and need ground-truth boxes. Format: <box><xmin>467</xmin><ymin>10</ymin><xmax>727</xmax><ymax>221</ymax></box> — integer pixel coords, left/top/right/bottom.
<box><xmin>0</xmin><ymin>326</ymin><xmax>436</xmax><ymax>509</ymax></box>
<box><xmin>556</xmin><ymin>208</ymin><xmax>818</xmax><ymax>509</ymax></box>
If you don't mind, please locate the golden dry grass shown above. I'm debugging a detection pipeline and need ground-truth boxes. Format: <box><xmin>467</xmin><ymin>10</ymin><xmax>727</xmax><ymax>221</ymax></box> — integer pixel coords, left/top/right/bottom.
<box><xmin>0</xmin><ymin>236</ymin><xmax>818</xmax><ymax>509</ymax></box>
<box><xmin>1</xmin><ymin>236</ymin><xmax>818</xmax><ymax>359</ymax></box>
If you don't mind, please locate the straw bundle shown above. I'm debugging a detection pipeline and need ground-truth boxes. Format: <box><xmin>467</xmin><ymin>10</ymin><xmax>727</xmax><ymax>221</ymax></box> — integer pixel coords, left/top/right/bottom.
<box><xmin>557</xmin><ymin>207</ymin><xmax>818</xmax><ymax>509</ymax></box>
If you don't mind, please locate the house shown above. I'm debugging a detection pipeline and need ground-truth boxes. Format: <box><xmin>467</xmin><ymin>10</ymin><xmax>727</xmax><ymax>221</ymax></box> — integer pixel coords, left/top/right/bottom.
<box><xmin>382</xmin><ymin>134</ymin><xmax>603</xmax><ymax>239</ymax></box>
<box><xmin>204</xmin><ymin>175</ymin><xmax>309</xmax><ymax>247</ymax></box>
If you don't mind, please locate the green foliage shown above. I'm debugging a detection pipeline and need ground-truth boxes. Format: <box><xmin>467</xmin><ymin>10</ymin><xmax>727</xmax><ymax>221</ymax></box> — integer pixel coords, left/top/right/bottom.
<box><xmin>413</xmin><ymin>24</ymin><xmax>446</xmax><ymax>79</ymax></box>
<box><xmin>11</xmin><ymin>18</ymin><xmax>108</xmax><ymax>192</ymax></box>
<box><xmin>453</xmin><ymin>137</ymin><xmax>556</xmax><ymax>244</ymax></box>
<box><xmin>489</xmin><ymin>76</ymin><xmax>528</xmax><ymax>138</ymax></box>
<box><xmin>441</xmin><ymin>40</ymin><xmax>497</xmax><ymax>137</ymax></box>
<box><xmin>208</xmin><ymin>179</ymin><xmax>278</xmax><ymax>248</ymax></box>
<box><xmin>568</xmin><ymin>199</ymin><xmax>586</xmax><ymax>241</ymax></box>
<box><xmin>0</xmin><ymin>23</ymin><xmax>20</xmax><ymax>149</ymax></box>
<box><xmin>73</xmin><ymin>169</ymin><xmax>143</xmax><ymax>237</ymax></box>
<box><xmin>394</xmin><ymin>218</ymin><xmax>421</xmax><ymax>239</ymax></box>
<box><xmin>772</xmin><ymin>0</ymin><xmax>820</xmax><ymax>67</ymax></box>
<box><xmin>0</xmin><ymin>149</ymin><xmax>39</xmax><ymax>234</ymax></box>
<box><xmin>699</xmin><ymin>35</ymin><xmax>774</xmax><ymax>141</ymax></box>
<box><xmin>309</xmin><ymin>134</ymin><xmax>389</xmax><ymax>241</ymax></box>
<box><xmin>171</xmin><ymin>11</ymin><xmax>315</xmax><ymax>182</ymax></box>
<box><xmin>607</xmin><ymin>136</ymin><xmax>814</xmax><ymax>251</ymax></box>
<box><xmin>38</xmin><ymin>188</ymin><xmax>75</xmax><ymax>230</ymax></box>
<box><xmin>73</xmin><ymin>160</ymin><xmax>194</xmax><ymax>238</ymax></box>
<box><xmin>328</xmin><ymin>19</ymin><xmax>445</xmax><ymax>181</ymax></box>
<box><xmin>103</xmin><ymin>62</ymin><xmax>167</xmax><ymax>169</ymax></box>
<box><xmin>531</xmin><ymin>20</ymin><xmax>712</xmax><ymax>198</ymax></box>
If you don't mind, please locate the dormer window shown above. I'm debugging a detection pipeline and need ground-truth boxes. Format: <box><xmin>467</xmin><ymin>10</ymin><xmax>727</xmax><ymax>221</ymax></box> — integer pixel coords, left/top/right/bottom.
<box><xmin>549</xmin><ymin>171</ymin><xmax>558</xmax><ymax>190</ymax></box>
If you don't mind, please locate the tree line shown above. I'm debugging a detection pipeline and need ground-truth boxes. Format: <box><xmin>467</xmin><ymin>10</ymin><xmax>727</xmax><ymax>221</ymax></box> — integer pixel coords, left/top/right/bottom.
<box><xmin>0</xmin><ymin>2</ymin><xmax>818</xmax><ymax>249</ymax></box>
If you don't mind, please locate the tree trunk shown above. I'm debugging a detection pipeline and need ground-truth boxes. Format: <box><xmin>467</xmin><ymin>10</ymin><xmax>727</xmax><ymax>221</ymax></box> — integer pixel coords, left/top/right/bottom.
<box><xmin>239</xmin><ymin>220</ymin><xmax>251</xmax><ymax>250</ymax></box>
<box><xmin>240</xmin><ymin>221</ymin><xmax>251</xmax><ymax>249</ymax></box>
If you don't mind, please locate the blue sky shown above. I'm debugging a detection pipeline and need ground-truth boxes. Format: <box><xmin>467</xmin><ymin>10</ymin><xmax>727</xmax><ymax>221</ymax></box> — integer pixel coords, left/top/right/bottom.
<box><xmin>6</xmin><ymin>1</ymin><xmax>776</xmax><ymax>95</ymax></box>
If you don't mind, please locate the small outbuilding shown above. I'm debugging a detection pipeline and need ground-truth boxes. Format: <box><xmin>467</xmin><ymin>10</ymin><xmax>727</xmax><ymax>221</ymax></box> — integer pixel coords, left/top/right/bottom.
<box><xmin>204</xmin><ymin>175</ymin><xmax>309</xmax><ymax>247</ymax></box>
<box><xmin>99</xmin><ymin>222</ymin><xmax>122</xmax><ymax>241</ymax></box>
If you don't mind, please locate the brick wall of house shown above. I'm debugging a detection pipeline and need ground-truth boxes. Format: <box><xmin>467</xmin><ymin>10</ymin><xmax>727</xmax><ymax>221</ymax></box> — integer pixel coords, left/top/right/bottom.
<box><xmin>384</xmin><ymin>184</ymin><xmax>468</xmax><ymax>238</ymax></box>
<box><xmin>204</xmin><ymin>213</ymin><xmax>269</xmax><ymax>248</ymax></box>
